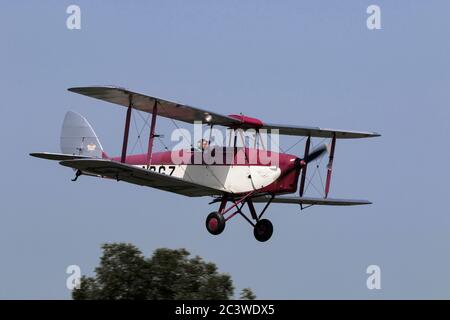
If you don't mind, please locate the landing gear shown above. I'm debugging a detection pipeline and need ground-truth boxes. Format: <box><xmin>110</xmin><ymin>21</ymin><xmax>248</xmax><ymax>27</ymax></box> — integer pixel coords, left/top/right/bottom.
<box><xmin>71</xmin><ymin>170</ymin><xmax>82</xmax><ymax>182</ymax></box>
<box><xmin>205</xmin><ymin>212</ymin><xmax>226</xmax><ymax>235</ymax></box>
<box><xmin>206</xmin><ymin>193</ymin><xmax>275</xmax><ymax>242</ymax></box>
<box><xmin>253</xmin><ymin>219</ymin><xmax>273</xmax><ymax>242</ymax></box>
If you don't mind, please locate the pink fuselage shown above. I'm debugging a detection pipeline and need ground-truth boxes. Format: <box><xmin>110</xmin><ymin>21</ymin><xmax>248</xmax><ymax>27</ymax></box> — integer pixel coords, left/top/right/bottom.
<box><xmin>111</xmin><ymin>147</ymin><xmax>300</xmax><ymax>196</ymax></box>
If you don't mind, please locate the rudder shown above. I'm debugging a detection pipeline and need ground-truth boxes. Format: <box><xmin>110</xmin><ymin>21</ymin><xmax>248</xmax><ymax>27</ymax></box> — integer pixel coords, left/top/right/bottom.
<box><xmin>60</xmin><ymin>111</ymin><xmax>104</xmax><ymax>158</ymax></box>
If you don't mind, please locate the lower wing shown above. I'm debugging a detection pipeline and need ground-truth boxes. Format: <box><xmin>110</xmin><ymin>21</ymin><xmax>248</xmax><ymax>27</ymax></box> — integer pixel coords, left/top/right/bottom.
<box><xmin>252</xmin><ymin>195</ymin><xmax>372</xmax><ymax>206</ymax></box>
<box><xmin>59</xmin><ymin>159</ymin><xmax>222</xmax><ymax>197</ymax></box>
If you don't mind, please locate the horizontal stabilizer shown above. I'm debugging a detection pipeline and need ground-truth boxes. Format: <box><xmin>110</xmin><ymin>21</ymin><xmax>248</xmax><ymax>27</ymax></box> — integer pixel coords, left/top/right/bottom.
<box><xmin>30</xmin><ymin>152</ymin><xmax>91</xmax><ymax>161</ymax></box>
<box><xmin>252</xmin><ymin>195</ymin><xmax>372</xmax><ymax>206</ymax></box>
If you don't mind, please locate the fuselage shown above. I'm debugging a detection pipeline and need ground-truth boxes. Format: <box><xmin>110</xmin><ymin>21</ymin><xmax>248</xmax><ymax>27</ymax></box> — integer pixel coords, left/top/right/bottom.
<box><xmin>111</xmin><ymin>147</ymin><xmax>300</xmax><ymax>195</ymax></box>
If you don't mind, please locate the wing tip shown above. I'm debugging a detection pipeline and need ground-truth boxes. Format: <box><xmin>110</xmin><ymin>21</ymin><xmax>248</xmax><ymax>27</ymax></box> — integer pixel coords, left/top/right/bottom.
<box><xmin>67</xmin><ymin>87</ymin><xmax>86</xmax><ymax>93</ymax></box>
<box><xmin>29</xmin><ymin>152</ymin><xmax>43</xmax><ymax>158</ymax></box>
<box><xmin>29</xmin><ymin>152</ymin><xmax>59</xmax><ymax>160</ymax></box>
<box><xmin>345</xmin><ymin>131</ymin><xmax>381</xmax><ymax>139</ymax></box>
<box><xmin>68</xmin><ymin>85</ymin><xmax>128</xmax><ymax>93</ymax></box>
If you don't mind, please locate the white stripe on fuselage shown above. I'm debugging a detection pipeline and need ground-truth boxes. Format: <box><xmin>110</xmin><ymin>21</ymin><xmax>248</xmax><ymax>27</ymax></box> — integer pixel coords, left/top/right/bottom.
<box><xmin>133</xmin><ymin>164</ymin><xmax>281</xmax><ymax>193</ymax></box>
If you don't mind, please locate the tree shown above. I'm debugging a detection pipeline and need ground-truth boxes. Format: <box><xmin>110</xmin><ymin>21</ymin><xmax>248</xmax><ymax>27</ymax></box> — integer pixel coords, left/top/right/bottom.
<box><xmin>72</xmin><ymin>243</ymin><xmax>244</xmax><ymax>300</ymax></box>
<box><xmin>240</xmin><ymin>288</ymin><xmax>256</xmax><ymax>300</ymax></box>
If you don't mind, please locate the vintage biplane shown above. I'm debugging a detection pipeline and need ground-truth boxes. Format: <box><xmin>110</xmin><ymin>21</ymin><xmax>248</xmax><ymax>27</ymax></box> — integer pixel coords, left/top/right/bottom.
<box><xmin>31</xmin><ymin>86</ymin><xmax>379</xmax><ymax>242</ymax></box>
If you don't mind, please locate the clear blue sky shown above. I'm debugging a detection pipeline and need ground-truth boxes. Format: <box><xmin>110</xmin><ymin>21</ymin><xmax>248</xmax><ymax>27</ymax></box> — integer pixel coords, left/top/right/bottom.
<box><xmin>1</xmin><ymin>1</ymin><xmax>450</xmax><ymax>299</ymax></box>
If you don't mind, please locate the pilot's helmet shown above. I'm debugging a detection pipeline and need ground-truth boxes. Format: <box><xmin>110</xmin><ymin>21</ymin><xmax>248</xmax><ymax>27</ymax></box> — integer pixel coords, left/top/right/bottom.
<box><xmin>197</xmin><ymin>138</ymin><xmax>209</xmax><ymax>150</ymax></box>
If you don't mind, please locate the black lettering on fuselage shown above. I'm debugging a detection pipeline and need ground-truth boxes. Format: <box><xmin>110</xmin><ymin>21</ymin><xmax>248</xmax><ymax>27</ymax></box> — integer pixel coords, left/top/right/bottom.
<box><xmin>147</xmin><ymin>165</ymin><xmax>175</xmax><ymax>176</ymax></box>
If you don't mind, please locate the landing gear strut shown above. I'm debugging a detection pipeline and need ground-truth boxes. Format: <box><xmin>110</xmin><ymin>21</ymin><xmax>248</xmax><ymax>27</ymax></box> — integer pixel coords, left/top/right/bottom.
<box><xmin>206</xmin><ymin>193</ymin><xmax>275</xmax><ymax>242</ymax></box>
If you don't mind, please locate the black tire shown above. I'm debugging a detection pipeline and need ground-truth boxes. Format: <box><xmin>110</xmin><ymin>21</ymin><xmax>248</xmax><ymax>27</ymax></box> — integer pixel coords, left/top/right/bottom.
<box><xmin>205</xmin><ymin>212</ymin><xmax>226</xmax><ymax>235</ymax></box>
<box><xmin>253</xmin><ymin>219</ymin><xmax>273</xmax><ymax>242</ymax></box>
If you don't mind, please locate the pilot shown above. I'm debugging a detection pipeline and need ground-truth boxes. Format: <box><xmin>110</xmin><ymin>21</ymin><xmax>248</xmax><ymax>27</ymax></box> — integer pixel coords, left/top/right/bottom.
<box><xmin>197</xmin><ymin>138</ymin><xmax>210</xmax><ymax>151</ymax></box>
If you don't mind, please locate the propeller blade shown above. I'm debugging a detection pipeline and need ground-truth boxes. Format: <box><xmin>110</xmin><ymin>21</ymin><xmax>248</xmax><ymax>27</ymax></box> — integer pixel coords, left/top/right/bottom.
<box><xmin>298</xmin><ymin>144</ymin><xmax>327</xmax><ymax>197</ymax></box>
<box><xmin>307</xmin><ymin>144</ymin><xmax>327</xmax><ymax>163</ymax></box>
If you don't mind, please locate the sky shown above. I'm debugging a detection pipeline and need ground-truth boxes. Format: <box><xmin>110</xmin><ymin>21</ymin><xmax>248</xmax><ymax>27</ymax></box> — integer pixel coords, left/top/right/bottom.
<box><xmin>1</xmin><ymin>1</ymin><xmax>450</xmax><ymax>299</ymax></box>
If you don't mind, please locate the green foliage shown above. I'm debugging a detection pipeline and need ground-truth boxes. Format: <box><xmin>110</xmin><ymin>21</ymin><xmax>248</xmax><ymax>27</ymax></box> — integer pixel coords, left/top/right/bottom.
<box><xmin>240</xmin><ymin>288</ymin><xmax>256</xmax><ymax>300</ymax></box>
<box><xmin>72</xmin><ymin>243</ymin><xmax>237</xmax><ymax>300</ymax></box>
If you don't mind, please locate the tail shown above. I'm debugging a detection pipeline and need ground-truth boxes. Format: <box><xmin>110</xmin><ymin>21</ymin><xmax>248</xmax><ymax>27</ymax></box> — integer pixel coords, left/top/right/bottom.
<box><xmin>60</xmin><ymin>111</ymin><xmax>105</xmax><ymax>158</ymax></box>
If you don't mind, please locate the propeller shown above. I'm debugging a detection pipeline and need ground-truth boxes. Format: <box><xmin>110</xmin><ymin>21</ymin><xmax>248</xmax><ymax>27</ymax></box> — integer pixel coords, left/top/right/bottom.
<box><xmin>279</xmin><ymin>143</ymin><xmax>328</xmax><ymax>183</ymax></box>
<box><xmin>298</xmin><ymin>143</ymin><xmax>327</xmax><ymax>197</ymax></box>
<box><xmin>270</xmin><ymin>142</ymin><xmax>326</xmax><ymax>210</ymax></box>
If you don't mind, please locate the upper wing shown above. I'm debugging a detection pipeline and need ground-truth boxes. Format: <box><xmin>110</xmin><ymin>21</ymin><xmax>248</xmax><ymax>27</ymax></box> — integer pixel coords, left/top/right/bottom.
<box><xmin>68</xmin><ymin>86</ymin><xmax>241</xmax><ymax>127</ymax></box>
<box><xmin>68</xmin><ymin>86</ymin><xmax>380</xmax><ymax>139</ymax></box>
<box><xmin>261</xmin><ymin>123</ymin><xmax>380</xmax><ymax>139</ymax></box>
<box><xmin>59</xmin><ymin>159</ymin><xmax>222</xmax><ymax>197</ymax></box>
<box><xmin>252</xmin><ymin>195</ymin><xmax>372</xmax><ymax>206</ymax></box>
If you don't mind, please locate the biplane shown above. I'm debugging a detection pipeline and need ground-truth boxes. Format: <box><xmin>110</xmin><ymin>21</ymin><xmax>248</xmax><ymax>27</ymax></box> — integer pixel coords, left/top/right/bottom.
<box><xmin>31</xmin><ymin>86</ymin><xmax>380</xmax><ymax>242</ymax></box>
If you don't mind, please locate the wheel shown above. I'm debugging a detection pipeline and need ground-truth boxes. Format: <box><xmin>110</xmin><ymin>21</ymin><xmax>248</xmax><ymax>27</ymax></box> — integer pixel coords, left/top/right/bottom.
<box><xmin>253</xmin><ymin>219</ymin><xmax>273</xmax><ymax>242</ymax></box>
<box><xmin>205</xmin><ymin>212</ymin><xmax>226</xmax><ymax>235</ymax></box>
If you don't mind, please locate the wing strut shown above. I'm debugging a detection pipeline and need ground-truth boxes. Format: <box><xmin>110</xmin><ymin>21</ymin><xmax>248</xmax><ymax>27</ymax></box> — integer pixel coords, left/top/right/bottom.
<box><xmin>121</xmin><ymin>95</ymin><xmax>133</xmax><ymax>163</ymax></box>
<box><xmin>146</xmin><ymin>100</ymin><xmax>158</xmax><ymax>168</ymax></box>
<box><xmin>120</xmin><ymin>96</ymin><xmax>159</xmax><ymax>166</ymax></box>
<box><xmin>299</xmin><ymin>136</ymin><xmax>311</xmax><ymax>197</ymax></box>
<box><xmin>324</xmin><ymin>133</ymin><xmax>336</xmax><ymax>198</ymax></box>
